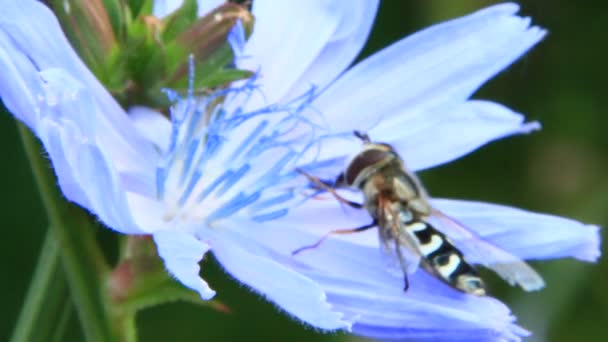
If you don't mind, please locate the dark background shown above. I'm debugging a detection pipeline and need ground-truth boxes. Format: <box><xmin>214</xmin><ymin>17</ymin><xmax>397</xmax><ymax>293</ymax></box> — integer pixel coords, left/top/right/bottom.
<box><xmin>1</xmin><ymin>1</ymin><xmax>606</xmax><ymax>341</ymax></box>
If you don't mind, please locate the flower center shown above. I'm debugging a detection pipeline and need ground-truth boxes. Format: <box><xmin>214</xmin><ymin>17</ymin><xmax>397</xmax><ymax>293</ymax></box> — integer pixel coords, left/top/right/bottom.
<box><xmin>155</xmin><ymin>76</ymin><xmax>343</xmax><ymax>226</ymax></box>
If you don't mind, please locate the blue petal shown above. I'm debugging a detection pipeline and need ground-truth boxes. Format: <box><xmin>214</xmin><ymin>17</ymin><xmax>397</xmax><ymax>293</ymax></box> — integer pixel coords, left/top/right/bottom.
<box><xmin>0</xmin><ymin>0</ymin><xmax>156</xmax><ymax>168</ymax></box>
<box><xmin>153</xmin><ymin>0</ymin><xmax>225</xmax><ymax>18</ymax></box>
<box><xmin>238</xmin><ymin>0</ymin><xmax>341</xmax><ymax>104</ymax></box>
<box><xmin>128</xmin><ymin>106</ymin><xmax>172</xmax><ymax>154</ymax></box>
<box><xmin>214</xmin><ymin>203</ymin><xmax>527</xmax><ymax>340</ymax></box>
<box><xmin>205</xmin><ymin>228</ymin><xmax>351</xmax><ymax>330</ymax></box>
<box><xmin>0</xmin><ymin>29</ymin><xmax>41</xmax><ymax>128</ymax></box>
<box><xmin>38</xmin><ymin>115</ymin><xmax>142</xmax><ymax>234</ymax></box>
<box><xmin>310</xmin><ymin>100</ymin><xmax>540</xmax><ymax>171</ymax></box>
<box><xmin>154</xmin><ymin>230</ymin><xmax>216</xmax><ymax>299</ymax></box>
<box><xmin>283</xmin><ymin>0</ymin><xmax>379</xmax><ymax>100</ymax></box>
<box><xmin>33</xmin><ymin>69</ymin><xmax>146</xmax><ymax>233</ymax></box>
<box><xmin>314</xmin><ymin>3</ymin><xmax>545</xmax><ymax>134</ymax></box>
<box><xmin>194</xmin><ymin>0</ymin><xmax>225</xmax><ymax>17</ymax></box>
<box><xmin>152</xmin><ymin>0</ymin><xmax>183</xmax><ymax>17</ymax></box>
<box><xmin>431</xmin><ymin>199</ymin><xmax>601</xmax><ymax>262</ymax></box>
<box><xmin>386</xmin><ymin>100</ymin><xmax>540</xmax><ymax>171</ymax></box>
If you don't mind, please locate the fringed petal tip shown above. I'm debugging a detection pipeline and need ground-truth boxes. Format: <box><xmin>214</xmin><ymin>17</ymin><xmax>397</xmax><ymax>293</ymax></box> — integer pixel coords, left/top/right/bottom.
<box><xmin>431</xmin><ymin>199</ymin><xmax>603</xmax><ymax>265</ymax></box>
<box><xmin>577</xmin><ymin>224</ymin><xmax>602</xmax><ymax>263</ymax></box>
<box><xmin>153</xmin><ymin>230</ymin><xmax>216</xmax><ymax>300</ymax></box>
<box><xmin>207</xmin><ymin>230</ymin><xmax>352</xmax><ymax>331</ymax></box>
<box><xmin>519</xmin><ymin>121</ymin><xmax>541</xmax><ymax>134</ymax></box>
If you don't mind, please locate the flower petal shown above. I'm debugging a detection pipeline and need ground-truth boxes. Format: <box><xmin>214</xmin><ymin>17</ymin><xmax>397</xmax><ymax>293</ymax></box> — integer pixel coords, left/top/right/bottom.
<box><xmin>0</xmin><ymin>0</ymin><xmax>157</xmax><ymax>170</ymax></box>
<box><xmin>153</xmin><ymin>0</ymin><xmax>225</xmax><ymax>18</ymax></box>
<box><xmin>128</xmin><ymin>106</ymin><xmax>172</xmax><ymax>153</ymax></box>
<box><xmin>0</xmin><ymin>29</ymin><xmax>42</xmax><ymax>128</ymax></box>
<box><xmin>385</xmin><ymin>100</ymin><xmax>540</xmax><ymax>171</ymax></box>
<box><xmin>152</xmin><ymin>0</ymin><xmax>183</xmax><ymax>17</ymax></box>
<box><xmin>221</xmin><ymin>204</ymin><xmax>525</xmax><ymax>341</ymax></box>
<box><xmin>195</xmin><ymin>0</ymin><xmax>226</xmax><ymax>17</ymax></box>
<box><xmin>239</xmin><ymin>0</ymin><xmax>339</xmax><ymax>103</ymax></box>
<box><xmin>34</xmin><ymin>69</ymin><xmax>144</xmax><ymax>234</ymax></box>
<box><xmin>431</xmin><ymin>198</ymin><xmax>601</xmax><ymax>262</ymax></box>
<box><xmin>206</xmin><ymin>229</ymin><xmax>351</xmax><ymax>330</ymax></box>
<box><xmin>153</xmin><ymin>230</ymin><xmax>216</xmax><ymax>299</ymax></box>
<box><xmin>283</xmin><ymin>0</ymin><xmax>379</xmax><ymax>100</ymax></box>
<box><xmin>315</xmin><ymin>3</ymin><xmax>545</xmax><ymax>134</ymax></box>
<box><xmin>307</xmin><ymin>100</ymin><xmax>539</xmax><ymax>172</ymax></box>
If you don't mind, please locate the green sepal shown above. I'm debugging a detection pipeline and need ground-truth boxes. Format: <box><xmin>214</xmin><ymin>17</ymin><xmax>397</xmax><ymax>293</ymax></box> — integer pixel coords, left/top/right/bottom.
<box><xmin>101</xmin><ymin>0</ymin><xmax>128</xmax><ymax>40</ymax></box>
<box><xmin>161</xmin><ymin>0</ymin><xmax>198</xmax><ymax>42</ymax></box>
<box><xmin>118</xmin><ymin>2</ymin><xmax>254</xmax><ymax>107</ymax></box>
<box><xmin>50</xmin><ymin>0</ymin><xmax>117</xmax><ymax>75</ymax></box>
<box><xmin>165</xmin><ymin>3</ymin><xmax>254</xmax><ymax>91</ymax></box>
<box><xmin>127</xmin><ymin>0</ymin><xmax>151</xmax><ymax>18</ymax></box>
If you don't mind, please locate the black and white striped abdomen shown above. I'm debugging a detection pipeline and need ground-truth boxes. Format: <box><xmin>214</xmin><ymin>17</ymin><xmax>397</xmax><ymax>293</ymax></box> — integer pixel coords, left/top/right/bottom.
<box><xmin>403</xmin><ymin>218</ymin><xmax>486</xmax><ymax>296</ymax></box>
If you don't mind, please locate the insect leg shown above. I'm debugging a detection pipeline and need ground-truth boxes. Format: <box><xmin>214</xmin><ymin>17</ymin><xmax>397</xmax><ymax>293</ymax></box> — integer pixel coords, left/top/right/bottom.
<box><xmin>291</xmin><ymin>221</ymin><xmax>377</xmax><ymax>256</ymax></box>
<box><xmin>393</xmin><ymin>238</ymin><xmax>410</xmax><ymax>292</ymax></box>
<box><xmin>296</xmin><ymin>168</ymin><xmax>363</xmax><ymax>209</ymax></box>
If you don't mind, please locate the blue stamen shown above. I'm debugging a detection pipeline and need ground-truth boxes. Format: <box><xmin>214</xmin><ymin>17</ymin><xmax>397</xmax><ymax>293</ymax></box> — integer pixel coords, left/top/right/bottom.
<box><xmin>184</xmin><ymin>108</ymin><xmax>203</xmax><ymax>143</ymax></box>
<box><xmin>255</xmin><ymin>151</ymin><xmax>297</xmax><ymax>190</ymax></box>
<box><xmin>297</xmin><ymin>157</ymin><xmax>345</xmax><ymax>173</ymax></box>
<box><xmin>252</xmin><ymin>208</ymin><xmax>289</xmax><ymax>222</ymax></box>
<box><xmin>207</xmin><ymin>191</ymin><xmax>261</xmax><ymax>222</ymax></box>
<box><xmin>188</xmin><ymin>54</ymin><xmax>195</xmax><ymax>98</ymax></box>
<box><xmin>156</xmin><ymin>67</ymin><xmax>343</xmax><ymax>225</ymax></box>
<box><xmin>216</xmin><ymin>164</ymin><xmax>251</xmax><ymax>197</ymax></box>
<box><xmin>244</xmin><ymin>133</ymin><xmax>278</xmax><ymax>159</ymax></box>
<box><xmin>156</xmin><ymin>167</ymin><xmax>166</xmax><ymax>199</ymax></box>
<box><xmin>264</xmin><ymin>151</ymin><xmax>297</xmax><ymax>177</ymax></box>
<box><xmin>197</xmin><ymin>170</ymin><xmax>233</xmax><ymax>202</ymax></box>
<box><xmin>229</xmin><ymin>119</ymin><xmax>269</xmax><ymax>161</ymax></box>
<box><xmin>180</xmin><ymin>138</ymin><xmax>200</xmax><ymax>185</ymax></box>
<box><xmin>179</xmin><ymin>170</ymin><xmax>202</xmax><ymax>206</ymax></box>
<box><xmin>195</xmin><ymin>134</ymin><xmax>223</xmax><ymax>171</ymax></box>
<box><xmin>251</xmin><ymin>192</ymin><xmax>295</xmax><ymax>211</ymax></box>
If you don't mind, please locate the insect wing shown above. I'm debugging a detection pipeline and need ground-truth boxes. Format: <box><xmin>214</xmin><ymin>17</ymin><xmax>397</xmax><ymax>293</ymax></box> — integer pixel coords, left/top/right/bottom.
<box><xmin>377</xmin><ymin>203</ymin><xmax>421</xmax><ymax>276</ymax></box>
<box><xmin>430</xmin><ymin>209</ymin><xmax>545</xmax><ymax>291</ymax></box>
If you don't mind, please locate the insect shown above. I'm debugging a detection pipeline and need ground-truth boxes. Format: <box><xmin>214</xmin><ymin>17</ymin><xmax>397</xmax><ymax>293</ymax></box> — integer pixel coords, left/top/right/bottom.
<box><xmin>292</xmin><ymin>131</ymin><xmax>545</xmax><ymax>295</ymax></box>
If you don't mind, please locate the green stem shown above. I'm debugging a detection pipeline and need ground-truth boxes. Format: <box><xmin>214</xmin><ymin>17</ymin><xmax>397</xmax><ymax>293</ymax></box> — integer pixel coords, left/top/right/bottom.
<box><xmin>17</xmin><ymin>124</ymin><xmax>123</xmax><ymax>342</ymax></box>
<box><xmin>10</xmin><ymin>230</ymin><xmax>71</xmax><ymax>342</ymax></box>
<box><xmin>50</xmin><ymin>299</ymin><xmax>74</xmax><ymax>342</ymax></box>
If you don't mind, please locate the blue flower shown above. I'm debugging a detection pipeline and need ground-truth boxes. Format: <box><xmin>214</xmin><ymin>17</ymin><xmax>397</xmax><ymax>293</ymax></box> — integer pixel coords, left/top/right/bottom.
<box><xmin>0</xmin><ymin>1</ymin><xmax>600</xmax><ymax>341</ymax></box>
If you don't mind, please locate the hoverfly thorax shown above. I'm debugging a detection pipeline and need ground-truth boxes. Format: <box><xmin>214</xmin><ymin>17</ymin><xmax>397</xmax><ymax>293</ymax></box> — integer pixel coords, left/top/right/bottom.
<box><xmin>343</xmin><ymin>143</ymin><xmax>398</xmax><ymax>189</ymax></box>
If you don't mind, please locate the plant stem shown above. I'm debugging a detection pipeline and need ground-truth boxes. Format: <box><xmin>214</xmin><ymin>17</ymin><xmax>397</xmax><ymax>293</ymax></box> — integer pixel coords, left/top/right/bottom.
<box><xmin>17</xmin><ymin>124</ymin><xmax>120</xmax><ymax>342</ymax></box>
<box><xmin>10</xmin><ymin>230</ymin><xmax>71</xmax><ymax>342</ymax></box>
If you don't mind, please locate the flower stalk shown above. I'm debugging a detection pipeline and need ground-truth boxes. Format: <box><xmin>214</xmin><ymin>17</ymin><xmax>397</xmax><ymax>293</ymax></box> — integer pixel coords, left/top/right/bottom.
<box><xmin>17</xmin><ymin>123</ymin><xmax>127</xmax><ymax>342</ymax></box>
<box><xmin>9</xmin><ymin>229</ymin><xmax>71</xmax><ymax>342</ymax></box>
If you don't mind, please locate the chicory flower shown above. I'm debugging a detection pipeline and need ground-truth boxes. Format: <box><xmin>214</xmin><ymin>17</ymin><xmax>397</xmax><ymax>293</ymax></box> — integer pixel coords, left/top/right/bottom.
<box><xmin>0</xmin><ymin>1</ymin><xmax>599</xmax><ymax>341</ymax></box>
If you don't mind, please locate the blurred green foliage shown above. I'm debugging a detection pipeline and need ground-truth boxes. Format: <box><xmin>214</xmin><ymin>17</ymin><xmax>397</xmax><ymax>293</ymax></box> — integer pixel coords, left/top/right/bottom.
<box><xmin>1</xmin><ymin>1</ymin><xmax>606</xmax><ymax>341</ymax></box>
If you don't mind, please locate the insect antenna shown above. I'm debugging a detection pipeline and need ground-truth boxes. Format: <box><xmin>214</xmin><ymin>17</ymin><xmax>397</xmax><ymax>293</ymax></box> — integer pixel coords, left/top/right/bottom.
<box><xmin>353</xmin><ymin>130</ymin><xmax>371</xmax><ymax>143</ymax></box>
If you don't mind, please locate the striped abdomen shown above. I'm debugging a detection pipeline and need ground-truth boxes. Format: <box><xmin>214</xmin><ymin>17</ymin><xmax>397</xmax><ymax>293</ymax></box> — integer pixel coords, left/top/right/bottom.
<box><xmin>404</xmin><ymin>218</ymin><xmax>486</xmax><ymax>296</ymax></box>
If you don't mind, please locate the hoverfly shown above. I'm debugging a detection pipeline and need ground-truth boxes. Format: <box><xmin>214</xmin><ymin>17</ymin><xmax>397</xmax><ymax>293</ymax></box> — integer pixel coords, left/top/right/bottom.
<box><xmin>293</xmin><ymin>131</ymin><xmax>544</xmax><ymax>295</ymax></box>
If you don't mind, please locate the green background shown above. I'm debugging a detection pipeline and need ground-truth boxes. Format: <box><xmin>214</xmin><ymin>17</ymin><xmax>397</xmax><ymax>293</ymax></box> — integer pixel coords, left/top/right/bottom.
<box><xmin>1</xmin><ymin>1</ymin><xmax>606</xmax><ymax>341</ymax></box>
